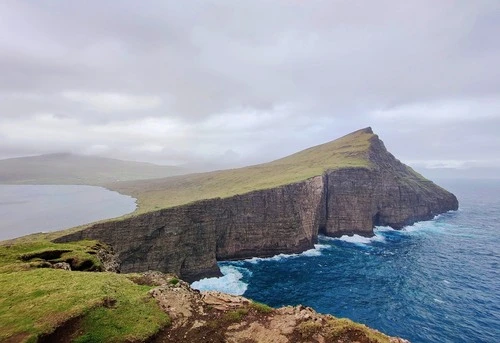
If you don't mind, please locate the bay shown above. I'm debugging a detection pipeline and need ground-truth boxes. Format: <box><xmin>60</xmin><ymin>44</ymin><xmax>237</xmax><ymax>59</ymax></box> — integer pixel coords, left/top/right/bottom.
<box><xmin>0</xmin><ymin>185</ymin><xmax>136</xmax><ymax>241</ymax></box>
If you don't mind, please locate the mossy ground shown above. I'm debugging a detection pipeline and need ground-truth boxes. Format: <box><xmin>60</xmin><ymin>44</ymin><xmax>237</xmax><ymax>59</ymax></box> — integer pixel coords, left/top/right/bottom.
<box><xmin>0</xmin><ymin>240</ymin><xmax>169</xmax><ymax>342</ymax></box>
<box><xmin>297</xmin><ymin>317</ymin><xmax>391</xmax><ymax>343</ymax></box>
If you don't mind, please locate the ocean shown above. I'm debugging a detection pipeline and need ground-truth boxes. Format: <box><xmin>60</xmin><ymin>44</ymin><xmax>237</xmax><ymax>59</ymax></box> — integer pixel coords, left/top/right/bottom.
<box><xmin>192</xmin><ymin>179</ymin><xmax>500</xmax><ymax>343</ymax></box>
<box><xmin>0</xmin><ymin>185</ymin><xmax>136</xmax><ymax>241</ymax></box>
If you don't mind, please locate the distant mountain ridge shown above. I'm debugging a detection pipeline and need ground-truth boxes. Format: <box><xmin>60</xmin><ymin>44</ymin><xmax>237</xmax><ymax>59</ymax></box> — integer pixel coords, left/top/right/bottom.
<box><xmin>0</xmin><ymin>153</ymin><xmax>186</xmax><ymax>185</ymax></box>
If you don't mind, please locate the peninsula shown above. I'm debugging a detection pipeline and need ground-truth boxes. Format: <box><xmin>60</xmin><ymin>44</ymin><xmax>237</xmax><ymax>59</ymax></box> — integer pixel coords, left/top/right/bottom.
<box><xmin>54</xmin><ymin>127</ymin><xmax>458</xmax><ymax>281</ymax></box>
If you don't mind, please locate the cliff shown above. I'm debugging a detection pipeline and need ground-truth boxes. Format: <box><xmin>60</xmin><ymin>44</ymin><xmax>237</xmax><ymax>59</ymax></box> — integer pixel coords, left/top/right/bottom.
<box><xmin>0</xmin><ymin>237</ymin><xmax>409</xmax><ymax>343</ymax></box>
<box><xmin>55</xmin><ymin>128</ymin><xmax>458</xmax><ymax>282</ymax></box>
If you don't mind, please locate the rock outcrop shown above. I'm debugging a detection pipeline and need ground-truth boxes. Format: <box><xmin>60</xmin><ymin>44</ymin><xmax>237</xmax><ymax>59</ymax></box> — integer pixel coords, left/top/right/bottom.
<box><xmin>135</xmin><ymin>271</ymin><xmax>410</xmax><ymax>343</ymax></box>
<box><xmin>55</xmin><ymin>129</ymin><xmax>458</xmax><ymax>281</ymax></box>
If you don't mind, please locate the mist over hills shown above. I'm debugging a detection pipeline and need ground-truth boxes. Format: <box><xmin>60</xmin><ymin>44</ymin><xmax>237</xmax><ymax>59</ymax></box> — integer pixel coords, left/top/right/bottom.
<box><xmin>412</xmin><ymin>166</ymin><xmax>500</xmax><ymax>180</ymax></box>
<box><xmin>0</xmin><ymin>153</ymin><xmax>187</xmax><ymax>185</ymax></box>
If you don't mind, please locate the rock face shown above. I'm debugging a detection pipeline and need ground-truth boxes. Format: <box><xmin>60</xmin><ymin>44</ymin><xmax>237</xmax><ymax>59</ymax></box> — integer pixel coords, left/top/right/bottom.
<box><xmin>56</xmin><ymin>130</ymin><xmax>458</xmax><ymax>281</ymax></box>
<box><xmin>322</xmin><ymin>136</ymin><xmax>458</xmax><ymax>236</ymax></box>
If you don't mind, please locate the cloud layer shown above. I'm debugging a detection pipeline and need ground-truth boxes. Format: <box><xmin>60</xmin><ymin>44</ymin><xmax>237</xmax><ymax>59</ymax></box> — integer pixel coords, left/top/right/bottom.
<box><xmin>1</xmin><ymin>1</ymin><xmax>499</xmax><ymax>172</ymax></box>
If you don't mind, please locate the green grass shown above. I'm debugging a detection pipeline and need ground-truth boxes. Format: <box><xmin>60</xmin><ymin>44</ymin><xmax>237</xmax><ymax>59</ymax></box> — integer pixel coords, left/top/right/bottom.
<box><xmin>250</xmin><ymin>301</ymin><xmax>273</xmax><ymax>314</ymax></box>
<box><xmin>224</xmin><ymin>308</ymin><xmax>249</xmax><ymax>322</ymax></box>
<box><xmin>324</xmin><ymin>318</ymin><xmax>391</xmax><ymax>342</ymax></box>
<box><xmin>168</xmin><ymin>277</ymin><xmax>180</xmax><ymax>285</ymax></box>
<box><xmin>0</xmin><ymin>240</ymin><xmax>100</xmax><ymax>272</ymax></box>
<box><xmin>107</xmin><ymin>128</ymin><xmax>374</xmax><ymax>213</ymax></box>
<box><xmin>298</xmin><ymin>317</ymin><xmax>390</xmax><ymax>342</ymax></box>
<box><xmin>0</xmin><ymin>240</ymin><xmax>169</xmax><ymax>342</ymax></box>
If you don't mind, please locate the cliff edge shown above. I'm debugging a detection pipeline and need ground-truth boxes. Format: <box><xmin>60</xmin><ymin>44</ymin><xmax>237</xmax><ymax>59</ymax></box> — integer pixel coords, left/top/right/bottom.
<box><xmin>0</xmin><ymin>237</ymin><xmax>409</xmax><ymax>343</ymax></box>
<box><xmin>56</xmin><ymin>128</ymin><xmax>458</xmax><ymax>281</ymax></box>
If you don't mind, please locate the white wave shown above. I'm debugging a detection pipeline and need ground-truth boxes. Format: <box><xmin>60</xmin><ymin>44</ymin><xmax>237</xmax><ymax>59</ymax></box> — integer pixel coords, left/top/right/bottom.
<box><xmin>245</xmin><ymin>244</ymin><xmax>330</xmax><ymax>264</ymax></box>
<box><xmin>328</xmin><ymin>233</ymin><xmax>386</xmax><ymax>245</ymax></box>
<box><xmin>374</xmin><ymin>225</ymin><xmax>397</xmax><ymax>232</ymax></box>
<box><xmin>339</xmin><ymin>234</ymin><xmax>373</xmax><ymax>244</ymax></box>
<box><xmin>302</xmin><ymin>244</ymin><xmax>329</xmax><ymax>256</ymax></box>
<box><xmin>402</xmin><ymin>220</ymin><xmax>441</xmax><ymax>233</ymax></box>
<box><xmin>400</xmin><ymin>211</ymin><xmax>461</xmax><ymax>233</ymax></box>
<box><xmin>375</xmin><ymin>211</ymin><xmax>458</xmax><ymax>235</ymax></box>
<box><xmin>191</xmin><ymin>265</ymin><xmax>248</xmax><ymax>295</ymax></box>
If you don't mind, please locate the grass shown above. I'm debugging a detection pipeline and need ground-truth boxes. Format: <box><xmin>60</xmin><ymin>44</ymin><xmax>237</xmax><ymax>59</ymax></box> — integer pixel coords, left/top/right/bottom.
<box><xmin>298</xmin><ymin>317</ymin><xmax>391</xmax><ymax>342</ymax></box>
<box><xmin>106</xmin><ymin>128</ymin><xmax>375</xmax><ymax>213</ymax></box>
<box><xmin>224</xmin><ymin>308</ymin><xmax>249</xmax><ymax>322</ymax></box>
<box><xmin>168</xmin><ymin>277</ymin><xmax>180</xmax><ymax>285</ymax></box>
<box><xmin>0</xmin><ymin>240</ymin><xmax>170</xmax><ymax>342</ymax></box>
<box><xmin>250</xmin><ymin>301</ymin><xmax>273</xmax><ymax>314</ymax></box>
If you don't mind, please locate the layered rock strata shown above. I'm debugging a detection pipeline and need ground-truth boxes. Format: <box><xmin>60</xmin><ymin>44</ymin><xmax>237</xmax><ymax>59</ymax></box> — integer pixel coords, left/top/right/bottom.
<box><xmin>56</xmin><ymin>133</ymin><xmax>458</xmax><ymax>282</ymax></box>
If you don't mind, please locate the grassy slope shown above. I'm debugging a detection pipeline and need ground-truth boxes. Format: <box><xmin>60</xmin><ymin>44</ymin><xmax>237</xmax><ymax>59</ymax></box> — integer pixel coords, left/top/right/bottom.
<box><xmin>0</xmin><ymin>240</ymin><xmax>169</xmax><ymax>342</ymax></box>
<box><xmin>0</xmin><ymin>153</ymin><xmax>186</xmax><ymax>185</ymax></box>
<box><xmin>108</xmin><ymin>128</ymin><xmax>374</xmax><ymax>213</ymax></box>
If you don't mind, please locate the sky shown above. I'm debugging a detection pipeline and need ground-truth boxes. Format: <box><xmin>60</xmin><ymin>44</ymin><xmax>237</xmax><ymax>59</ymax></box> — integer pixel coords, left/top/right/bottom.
<box><xmin>0</xmin><ymin>1</ymin><xmax>499</xmax><ymax>175</ymax></box>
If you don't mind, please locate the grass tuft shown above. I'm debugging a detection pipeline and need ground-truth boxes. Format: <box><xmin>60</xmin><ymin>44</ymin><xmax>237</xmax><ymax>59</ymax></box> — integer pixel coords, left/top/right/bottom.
<box><xmin>168</xmin><ymin>277</ymin><xmax>180</xmax><ymax>285</ymax></box>
<box><xmin>250</xmin><ymin>301</ymin><xmax>273</xmax><ymax>314</ymax></box>
<box><xmin>224</xmin><ymin>308</ymin><xmax>249</xmax><ymax>322</ymax></box>
<box><xmin>0</xmin><ymin>240</ymin><xmax>170</xmax><ymax>342</ymax></box>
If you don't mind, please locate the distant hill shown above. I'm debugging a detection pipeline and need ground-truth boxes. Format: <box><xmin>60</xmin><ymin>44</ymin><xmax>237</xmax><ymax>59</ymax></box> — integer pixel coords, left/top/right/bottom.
<box><xmin>0</xmin><ymin>153</ymin><xmax>187</xmax><ymax>185</ymax></box>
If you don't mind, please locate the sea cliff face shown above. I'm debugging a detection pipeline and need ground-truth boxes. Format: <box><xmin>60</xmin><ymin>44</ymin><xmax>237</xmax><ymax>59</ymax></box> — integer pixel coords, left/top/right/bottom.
<box><xmin>323</xmin><ymin>136</ymin><xmax>458</xmax><ymax>236</ymax></box>
<box><xmin>56</xmin><ymin>133</ymin><xmax>458</xmax><ymax>282</ymax></box>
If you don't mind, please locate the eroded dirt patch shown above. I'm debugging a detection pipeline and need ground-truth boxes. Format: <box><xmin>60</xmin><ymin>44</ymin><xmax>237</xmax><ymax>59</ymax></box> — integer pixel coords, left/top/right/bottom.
<box><xmin>37</xmin><ymin>316</ymin><xmax>84</xmax><ymax>343</ymax></box>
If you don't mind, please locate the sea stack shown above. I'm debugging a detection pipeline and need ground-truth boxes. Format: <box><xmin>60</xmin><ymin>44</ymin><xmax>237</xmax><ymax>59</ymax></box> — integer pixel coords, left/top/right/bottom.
<box><xmin>56</xmin><ymin>128</ymin><xmax>458</xmax><ymax>281</ymax></box>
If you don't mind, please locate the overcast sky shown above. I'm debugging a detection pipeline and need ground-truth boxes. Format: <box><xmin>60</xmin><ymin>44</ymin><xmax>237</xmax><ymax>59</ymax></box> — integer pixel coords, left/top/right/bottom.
<box><xmin>1</xmin><ymin>1</ymin><xmax>499</xmax><ymax>173</ymax></box>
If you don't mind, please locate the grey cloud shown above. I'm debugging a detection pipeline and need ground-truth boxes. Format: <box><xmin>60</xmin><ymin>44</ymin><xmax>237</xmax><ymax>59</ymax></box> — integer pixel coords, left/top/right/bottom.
<box><xmin>0</xmin><ymin>1</ymin><xmax>499</xmax><ymax>175</ymax></box>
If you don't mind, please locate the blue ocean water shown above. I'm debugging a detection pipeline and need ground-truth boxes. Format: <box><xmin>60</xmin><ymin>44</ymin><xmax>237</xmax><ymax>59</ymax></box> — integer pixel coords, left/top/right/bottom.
<box><xmin>193</xmin><ymin>179</ymin><xmax>500</xmax><ymax>343</ymax></box>
<box><xmin>0</xmin><ymin>185</ymin><xmax>136</xmax><ymax>241</ymax></box>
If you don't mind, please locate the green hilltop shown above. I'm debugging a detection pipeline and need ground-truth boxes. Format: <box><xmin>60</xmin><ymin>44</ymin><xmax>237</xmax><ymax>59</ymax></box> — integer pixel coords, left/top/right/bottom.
<box><xmin>108</xmin><ymin>127</ymin><xmax>375</xmax><ymax>213</ymax></box>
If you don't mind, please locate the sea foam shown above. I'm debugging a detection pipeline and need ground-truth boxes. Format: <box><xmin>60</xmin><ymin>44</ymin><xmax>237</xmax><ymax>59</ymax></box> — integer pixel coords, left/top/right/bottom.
<box><xmin>244</xmin><ymin>244</ymin><xmax>330</xmax><ymax>264</ymax></box>
<box><xmin>191</xmin><ymin>265</ymin><xmax>249</xmax><ymax>295</ymax></box>
<box><xmin>323</xmin><ymin>233</ymin><xmax>386</xmax><ymax>245</ymax></box>
<box><xmin>191</xmin><ymin>244</ymin><xmax>330</xmax><ymax>294</ymax></box>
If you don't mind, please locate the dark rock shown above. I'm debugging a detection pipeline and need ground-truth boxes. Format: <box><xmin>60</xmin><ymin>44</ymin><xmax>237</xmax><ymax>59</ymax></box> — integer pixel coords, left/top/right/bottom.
<box><xmin>96</xmin><ymin>244</ymin><xmax>121</xmax><ymax>273</ymax></box>
<box><xmin>52</xmin><ymin>262</ymin><xmax>71</xmax><ymax>271</ymax></box>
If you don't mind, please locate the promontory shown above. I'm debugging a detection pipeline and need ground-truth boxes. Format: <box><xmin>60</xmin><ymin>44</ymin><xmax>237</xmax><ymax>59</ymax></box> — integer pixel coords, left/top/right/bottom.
<box><xmin>0</xmin><ymin>127</ymin><xmax>458</xmax><ymax>342</ymax></box>
<box><xmin>53</xmin><ymin>127</ymin><xmax>459</xmax><ymax>282</ymax></box>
